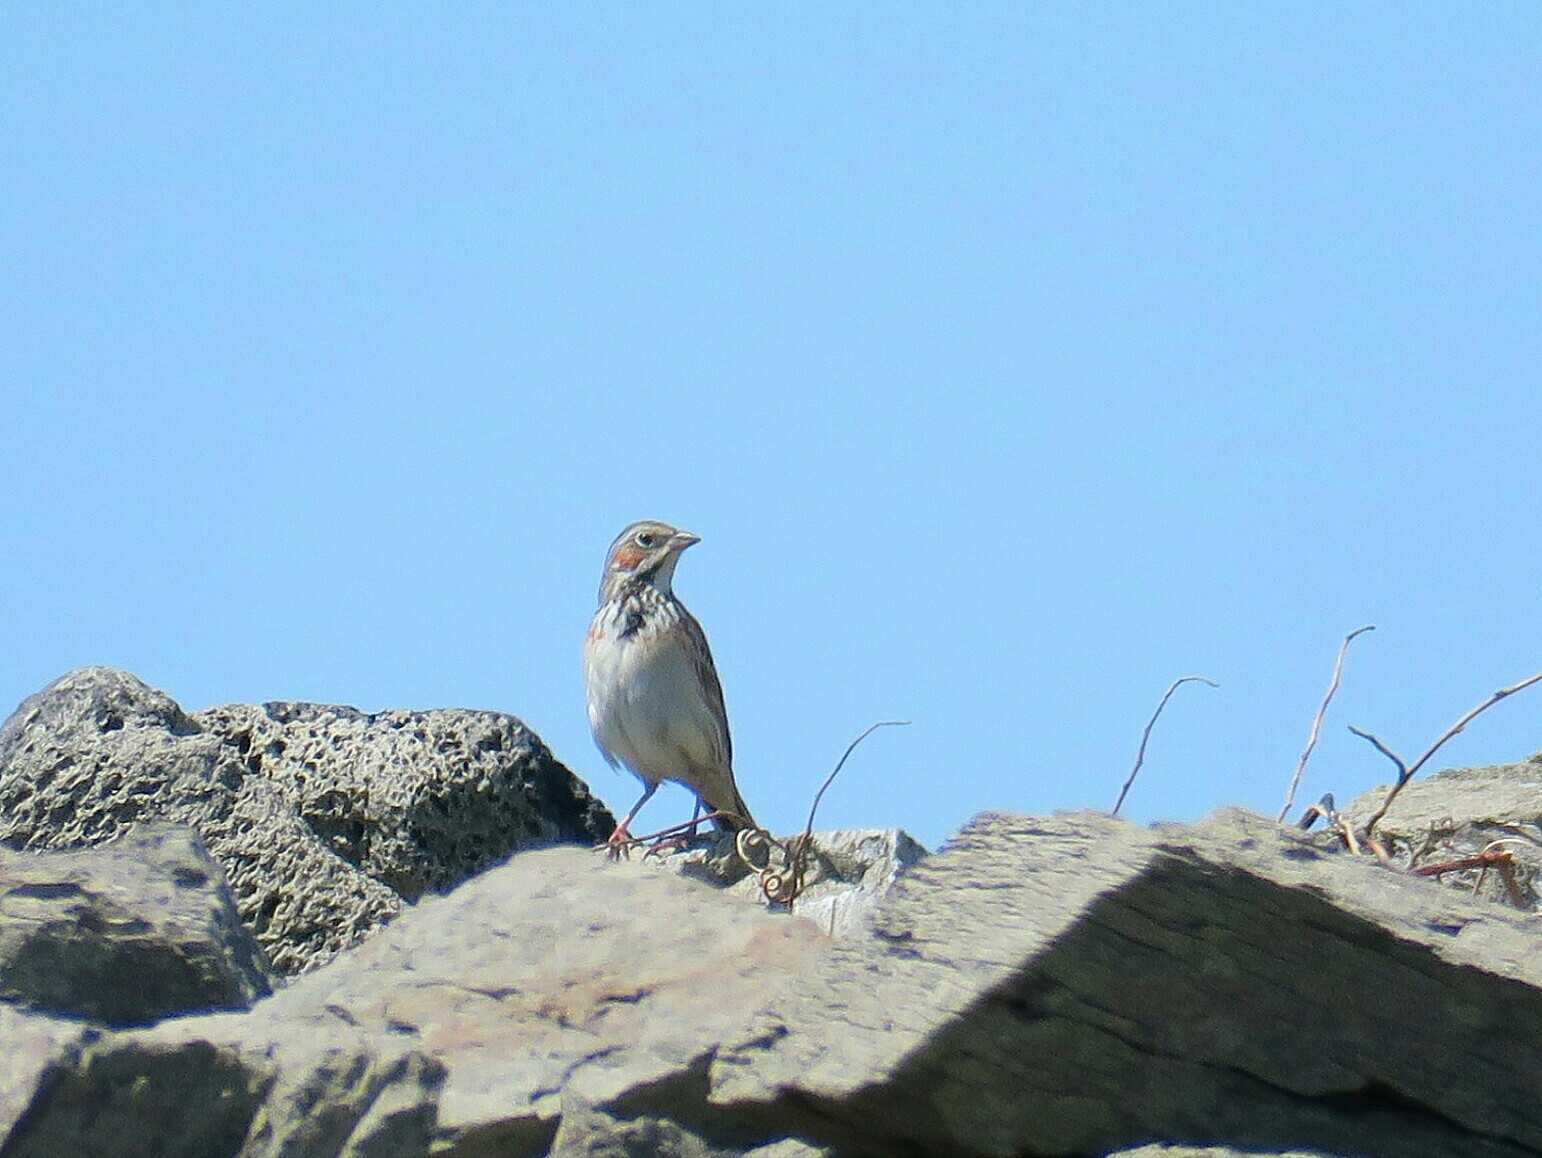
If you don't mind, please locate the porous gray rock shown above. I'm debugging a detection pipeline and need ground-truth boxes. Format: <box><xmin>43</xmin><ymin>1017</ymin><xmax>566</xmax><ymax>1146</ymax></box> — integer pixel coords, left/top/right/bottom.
<box><xmin>0</xmin><ymin>667</ymin><xmax>614</xmax><ymax>973</ymax></box>
<box><xmin>1344</xmin><ymin>757</ymin><xmax>1542</xmax><ymax>910</ymax></box>
<box><xmin>0</xmin><ymin>823</ymin><xmax>271</xmax><ymax>1025</ymax></box>
<box><xmin>192</xmin><ymin>700</ymin><xmax>613</xmax><ymax>901</ymax></box>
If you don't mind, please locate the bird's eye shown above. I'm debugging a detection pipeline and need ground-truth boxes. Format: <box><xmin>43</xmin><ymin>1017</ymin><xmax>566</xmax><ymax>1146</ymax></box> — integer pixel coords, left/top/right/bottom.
<box><xmin>635</xmin><ymin>532</ymin><xmax>656</xmax><ymax>548</ymax></box>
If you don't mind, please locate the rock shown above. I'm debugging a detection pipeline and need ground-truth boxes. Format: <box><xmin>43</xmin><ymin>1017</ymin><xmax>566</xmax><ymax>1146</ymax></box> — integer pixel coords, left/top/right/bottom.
<box><xmin>1</xmin><ymin>846</ymin><xmax>826</xmax><ymax>1156</ymax></box>
<box><xmin>778</xmin><ymin>828</ymin><xmax>926</xmax><ymax>938</ymax></box>
<box><xmin>0</xmin><ymin>667</ymin><xmax>614</xmax><ymax>973</ymax></box>
<box><xmin>1344</xmin><ymin>759</ymin><xmax>1542</xmax><ymax>910</ymax></box>
<box><xmin>3</xmin><ymin>1034</ymin><xmax>274</xmax><ymax>1158</ymax></box>
<box><xmin>547</xmin><ymin>1102</ymin><xmax>833</xmax><ymax>1157</ymax></box>
<box><xmin>0</xmin><ymin>823</ymin><xmax>271</xmax><ymax>1026</ymax></box>
<box><xmin>648</xmin><ymin>827</ymin><xmax>927</xmax><ymax>938</ymax></box>
<box><xmin>1109</xmin><ymin>1149</ymin><xmax>1344</xmax><ymax>1158</ymax></box>
<box><xmin>0</xmin><ymin>1005</ymin><xmax>92</xmax><ymax>1141</ymax></box>
<box><xmin>8</xmin><ymin>805</ymin><xmax>1542</xmax><ymax>1155</ymax></box>
<box><xmin>710</xmin><ymin>809</ymin><xmax>1542</xmax><ymax>1157</ymax></box>
<box><xmin>193</xmin><ymin>700</ymin><xmax>614</xmax><ymax>901</ymax></box>
<box><xmin>549</xmin><ymin>1098</ymin><xmax>729</xmax><ymax>1157</ymax></box>
<box><xmin>4</xmin><ymin>1007</ymin><xmax>447</xmax><ymax>1158</ymax></box>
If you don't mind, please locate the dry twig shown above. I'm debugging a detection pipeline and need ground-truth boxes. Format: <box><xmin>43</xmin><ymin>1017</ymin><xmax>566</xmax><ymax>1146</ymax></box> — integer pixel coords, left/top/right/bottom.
<box><xmin>1353</xmin><ymin>672</ymin><xmax>1542</xmax><ymax>838</ymax></box>
<box><xmin>1111</xmin><ymin>676</ymin><xmax>1218</xmax><ymax>818</ymax></box>
<box><xmin>1335</xmin><ymin>815</ymin><xmax>1362</xmax><ymax>856</ymax></box>
<box><xmin>1278</xmin><ymin>626</ymin><xmax>1374</xmax><ymax>823</ymax></box>
<box><xmin>1497</xmin><ymin>858</ymin><xmax>1528</xmax><ymax>909</ymax></box>
<box><xmin>1407</xmin><ymin>824</ymin><xmax>1447</xmax><ymax>870</ymax></box>
<box><xmin>1410</xmin><ymin>847</ymin><xmax>1515</xmax><ymax>878</ymax></box>
<box><xmin>736</xmin><ymin>720</ymin><xmax>910</xmax><ymax>909</ymax></box>
<box><xmin>1296</xmin><ymin>793</ymin><xmax>1336</xmax><ymax>831</ymax></box>
<box><xmin>1362</xmin><ymin>835</ymin><xmax>1396</xmax><ymax>870</ymax></box>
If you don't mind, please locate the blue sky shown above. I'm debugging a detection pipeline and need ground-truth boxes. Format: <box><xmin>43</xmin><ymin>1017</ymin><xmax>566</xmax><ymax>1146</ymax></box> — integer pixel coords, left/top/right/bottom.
<box><xmin>3</xmin><ymin>8</ymin><xmax>1539</xmax><ymax>850</ymax></box>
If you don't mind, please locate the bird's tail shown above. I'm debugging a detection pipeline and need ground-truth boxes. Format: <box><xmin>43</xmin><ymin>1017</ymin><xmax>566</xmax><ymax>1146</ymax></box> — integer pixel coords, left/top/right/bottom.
<box><xmin>706</xmin><ymin>777</ymin><xmax>756</xmax><ymax>833</ymax></box>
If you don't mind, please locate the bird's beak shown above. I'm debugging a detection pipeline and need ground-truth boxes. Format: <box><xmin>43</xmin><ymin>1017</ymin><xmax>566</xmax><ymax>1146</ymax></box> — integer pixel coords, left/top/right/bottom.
<box><xmin>669</xmin><ymin>531</ymin><xmax>701</xmax><ymax>551</ymax></box>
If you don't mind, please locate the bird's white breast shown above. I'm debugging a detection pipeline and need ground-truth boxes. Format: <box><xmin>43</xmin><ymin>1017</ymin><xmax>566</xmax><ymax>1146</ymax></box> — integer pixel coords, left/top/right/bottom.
<box><xmin>584</xmin><ymin>601</ymin><xmax>718</xmax><ymax>786</ymax></box>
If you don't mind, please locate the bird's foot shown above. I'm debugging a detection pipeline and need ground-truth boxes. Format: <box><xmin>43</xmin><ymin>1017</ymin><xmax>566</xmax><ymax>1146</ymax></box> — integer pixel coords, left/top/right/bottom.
<box><xmin>606</xmin><ymin>825</ymin><xmax>637</xmax><ymax>861</ymax></box>
<box><xmin>641</xmin><ymin>831</ymin><xmax>699</xmax><ymax>859</ymax></box>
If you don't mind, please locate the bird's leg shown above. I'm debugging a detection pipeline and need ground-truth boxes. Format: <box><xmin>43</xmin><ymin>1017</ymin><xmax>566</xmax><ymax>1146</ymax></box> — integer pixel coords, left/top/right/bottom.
<box><xmin>608</xmin><ymin>782</ymin><xmax>658</xmax><ymax>860</ymax></box>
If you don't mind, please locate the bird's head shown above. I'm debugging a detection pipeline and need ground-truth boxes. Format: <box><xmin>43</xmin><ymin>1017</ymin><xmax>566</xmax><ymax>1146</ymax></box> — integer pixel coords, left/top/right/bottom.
<box><xmin>598</xmin><ymin>520</ymin><xmax>700</xmax><ymax>604</ymax></box>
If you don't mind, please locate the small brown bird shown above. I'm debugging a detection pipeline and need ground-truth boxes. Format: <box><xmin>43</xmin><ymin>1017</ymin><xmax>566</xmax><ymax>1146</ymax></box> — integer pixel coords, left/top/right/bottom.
<box><xmin>583</xmin><ymin>520</ymin><xmax>754</xmax><ymax>851</ymax></box>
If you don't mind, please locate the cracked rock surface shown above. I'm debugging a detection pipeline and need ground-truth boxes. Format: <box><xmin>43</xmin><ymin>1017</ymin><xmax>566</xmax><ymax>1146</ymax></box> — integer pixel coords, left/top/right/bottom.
<box><xmin>710</xmin><ymin>809</ymin><xmax>1542</xmax><ymax>1157</ymax></box>
<box><xmin>0</xmin><ymin>667</ymin><xmax>614</xmax><ymax>973</ymax></box>
<box><xmin>6</xmin><ymin>805</ymin><xmax>1542</xmax><ymax>1156</ymax></box>
<box><xmin>2</xmin><ymin>847</ymin><xmax>828</xmax><ymax>1157</ymax></box>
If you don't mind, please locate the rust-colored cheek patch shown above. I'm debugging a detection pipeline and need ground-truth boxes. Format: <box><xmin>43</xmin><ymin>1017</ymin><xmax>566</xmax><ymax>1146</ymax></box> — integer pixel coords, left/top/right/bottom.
<box><xmin>610</xmin><ymin>545</ymin><xmax>646</xmax><ymax>572</ymax></box>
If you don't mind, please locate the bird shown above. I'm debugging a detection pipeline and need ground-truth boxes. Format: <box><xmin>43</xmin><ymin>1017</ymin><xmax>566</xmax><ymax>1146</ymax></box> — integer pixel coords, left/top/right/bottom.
<box><xmin>583</xmin><ymin>519</ymin><xmax>755</xmax><ymax>853</ymax></box>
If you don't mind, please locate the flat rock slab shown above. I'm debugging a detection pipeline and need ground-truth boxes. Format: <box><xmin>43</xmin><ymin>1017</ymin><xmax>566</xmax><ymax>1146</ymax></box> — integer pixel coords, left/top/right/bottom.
<box><xmin>9</xmin><ymin>808</ymin><xmax>1542</xmax><ymax>1157</ymax></box>
<box><xmin>3</xmin><ymin>847</ymin><xmax>828</xmax><ymax>1158</ymax></box>
<box><xmin>0</xmin><ymin>822</ymin><xmax>271</xmax><ymax>1025</ymax></box>
<box><xmin>0</xmin><ymin>667</ymin><xmax>614</xmax><ymax>973</ymax></box>
<box><xmin>711</xmin><ymin>809</ymin><xmax>1542</xmax><ymax>1157</ymax></box>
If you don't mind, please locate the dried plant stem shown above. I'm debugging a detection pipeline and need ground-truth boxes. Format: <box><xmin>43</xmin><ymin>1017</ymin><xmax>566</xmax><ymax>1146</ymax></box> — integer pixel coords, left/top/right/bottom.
<box><xmin>1296</xmin><ymin>793</ymin><xmax>1337</xmax><ymax>831</ymax></box>
<box><xmin>784</xmin><ymin>720</ymin><xmax>910</xmax><ymax>906</ymax></box>
<box><xmin>1278</xmin><ymin>626</ymin><xmax>1375</xmax><ymax>822</ymax></box>
<box><xmin>800</xmin><ymin>721</ymin><xmax>910</xmax><ymax>840</ymax></box>
<box><xmin>1363</xmin><ymin>835</ymin><xmax>1396</xmax><ymax>870</ymax></box>
<box><xmin>1498</xmin><ymin>860</ymin><xmax>1528</xmax><ymax>909</ymax></box>
<box><xmin>1111</xmin><ymin>676</ymin><xmax>1218</xmax><ymax>818</ymax></box>
<box><xmin>1410</xmin><ymin>848</ymin><xmax>1514</xmax><ymax>878</ymax></box>
<box><xmin>1335</xmin><ymin>816</ymin><xmax>1362</xmax><ymax>856</ymax></box>
<box><xmin>725</xmin><ymin>720</ymin><xmax>910</xmax><ymax>909</ymax></box>
<box><xmin>1354</xmin><ymin>671</ymin><xmax>1542</xmax><ymax>838</ymax></box>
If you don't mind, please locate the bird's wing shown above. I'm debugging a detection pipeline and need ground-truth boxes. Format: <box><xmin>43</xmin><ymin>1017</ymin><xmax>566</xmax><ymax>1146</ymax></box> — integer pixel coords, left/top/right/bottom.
<box><xmin>676</xmin><ymin>606</ymin><xmax>732</xmax><ymax>769</ymax></box>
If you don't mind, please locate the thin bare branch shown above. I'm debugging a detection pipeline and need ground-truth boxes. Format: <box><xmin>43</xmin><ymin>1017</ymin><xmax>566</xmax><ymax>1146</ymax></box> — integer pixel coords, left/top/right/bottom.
<box><xmin>1335</xmin><ymin>815</ymin><xmax>1362</xmax><ymax>856</ymax></box>
<box><xmin>1359</xmin><ymin>671</ymin><xmax>1542</xmax><ymax>838</ymax></box>
<box><xmin>725</xmin><ymin>720</ymin><xmax>913</xmax><ymax>909</ymax></box>
<box><xmin>1497</xmin><ymin>859</ymin><xmax>1529</xmax><ymax>910</ymax></box>
<box><xmin>1346</xmin><ymin>726</ymin><xmax>1408</xmax><ymax>777</ymax></box>
<box><xmin>1363</xmin><ymin>835</ymin><xmax>1397</xmax><ymax>870</ymax></box>
<box><xmin>1111</xmin><ymin>676</ymin><xmax>1219</xmax><ymax>818</ymax></box>
<box><xmin>801</xmin><ymin>720</ymin><xmax>911</xmax><ymax>841</ymax></box>
<box><xmin>1278</xmin><ymin>626</ymin><xmax>1375</xmax><ymax>822</ymax></box>
<box><xmin>1408</xmin><ymin>825</ymin><xmax>1445</xmax><ymax>870</ymax></box>
<box><xmin>1410</xmin><ymin>848</ymin><xmax>1514</xmax><ymax>878</ymax></box>
<box><xmin>773</xmin><ymin>720</ymin><xmax>910</xmax><ymax>909</ymax></box>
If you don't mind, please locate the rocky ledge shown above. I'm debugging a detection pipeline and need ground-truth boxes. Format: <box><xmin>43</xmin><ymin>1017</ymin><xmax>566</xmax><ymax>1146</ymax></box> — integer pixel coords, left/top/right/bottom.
<box><xmin>0</xmin><ymin>668</ymin><xmax>614</xmax><ymax>973</ymax></box>
<box><xmin>4</xmin><ymin>668</ymin><xmax>1542</xmax><ymax>1157</ymax></box>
